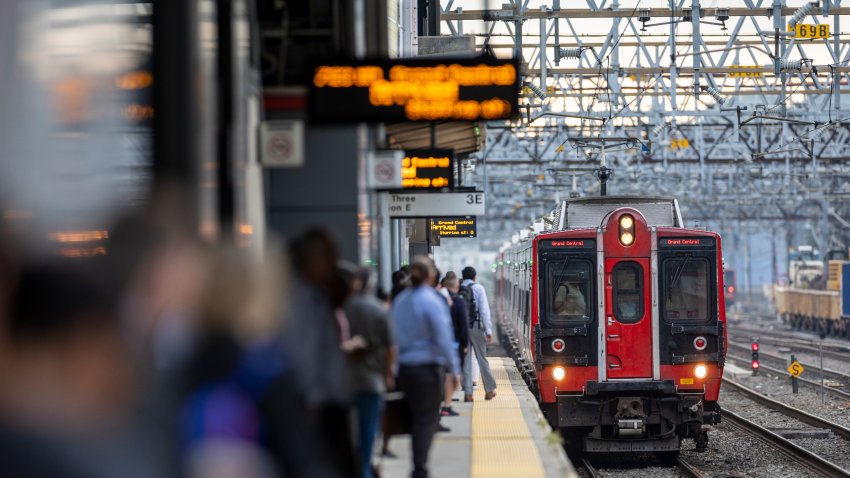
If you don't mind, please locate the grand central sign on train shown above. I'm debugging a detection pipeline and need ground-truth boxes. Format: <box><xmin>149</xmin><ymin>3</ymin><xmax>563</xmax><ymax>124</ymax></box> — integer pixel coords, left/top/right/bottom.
<box><xmin>309</xmin><ymin>57</ymin><xmax>519</xmax><ymax>122</ymax></box>
<box><xmin>403</xmin><ymin>149</ymin><xmax>454</xmax><ymax>190</ymax></box>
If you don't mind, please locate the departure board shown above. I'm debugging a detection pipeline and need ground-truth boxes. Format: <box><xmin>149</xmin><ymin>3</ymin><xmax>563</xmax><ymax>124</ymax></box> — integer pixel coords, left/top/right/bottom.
<box><xmin>403</xmin><ymin>149</ymin><xmax>454</xmax><ymax>190</ymax></box>
<box><xmin>309</xmin><ymin>56</ymin><xmax>519</xmax><ymax>123</ymax></box>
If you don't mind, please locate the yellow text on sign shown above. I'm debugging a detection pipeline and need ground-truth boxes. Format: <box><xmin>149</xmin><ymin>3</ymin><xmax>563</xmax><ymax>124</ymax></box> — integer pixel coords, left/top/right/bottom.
<box><xmin>788</xmin><ymin>23</ymin><xmax>830</xmax><ymax>39</ymax></box>
<box><xmin>728</xmin><ymin>66</ymin><xmax>763</xmax><ymax>78</ymax></box>
<box><xmin>669</xmin><ymin>138</ymin><xmax>689</xmax><ymax>150</ymax></box>
<box><xmin>787</xmin><ymin>361</ymin><xmax>805</xmax><ymax>377</ymax></box>
<box><xmin>313</xmin><ymin>64</ymin><xmax>517</xmax><ymax>121</ymax></box>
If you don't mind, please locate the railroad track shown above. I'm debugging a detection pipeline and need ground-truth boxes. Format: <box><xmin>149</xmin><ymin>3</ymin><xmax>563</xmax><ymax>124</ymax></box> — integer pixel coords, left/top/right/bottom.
<box><xmin>722</xmin><ymin>377</ymin><xmax>850</xmax><ymax>441</ymax></box>
<box><xmin>725</xmin><ymin>354</ymin><xmax>850</xmax><ymax>400</ymax></box>
<box><xmin>580</xmin><ymin>455</ymin><xmax>704</xmax><ymax>478</ymax></box>
<box><xmin>727</xmin><ymin>340</ymin><xmax>850</xmax><ymax>384</ymax></box>
<box><xmin>723</xmin><ymin>409</ymin><xmax>850</xmax><ymax>478</ymax></box>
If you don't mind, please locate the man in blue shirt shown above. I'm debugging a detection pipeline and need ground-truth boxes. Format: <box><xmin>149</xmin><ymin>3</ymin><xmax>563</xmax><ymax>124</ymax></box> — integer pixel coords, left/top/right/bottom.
<box><xmin>392</xmin><ymin>258</ymin><xmax>460</xmax><ymax>478</ymax></box>
<box><xmin>461</xmin><ymin>266</ymin><xmax>497</xmax><ymax>401</ymax></box>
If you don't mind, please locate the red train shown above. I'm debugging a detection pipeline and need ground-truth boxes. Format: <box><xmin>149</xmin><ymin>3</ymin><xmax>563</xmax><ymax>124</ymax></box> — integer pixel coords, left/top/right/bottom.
<box><xmin>496</xmin><ymin>196</ymin><xmax>727</xmax><ymax>455</ymax></box>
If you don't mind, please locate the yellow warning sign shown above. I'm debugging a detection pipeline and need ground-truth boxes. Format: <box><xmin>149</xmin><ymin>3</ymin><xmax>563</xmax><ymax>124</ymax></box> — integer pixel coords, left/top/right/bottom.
<box><xmin>680</xmin><ymin>378</ymin><xmax>694</xmax><ymax>385</ymax></box>
<box><xmin>788</xmin><ymin>361</ymin><xmax>805</xmax><ymax>377</ymax></box>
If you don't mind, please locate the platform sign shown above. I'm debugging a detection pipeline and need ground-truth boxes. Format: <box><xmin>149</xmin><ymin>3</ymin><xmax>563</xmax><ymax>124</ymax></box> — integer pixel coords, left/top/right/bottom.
<box><xmin>403</xmin><ymin>149</ymin><xmax>454</xmax><ymax>190</ymax></box>
<box><xmin>788</xmin><ymin>361</ymin><xmax>804</xmax><ymax>377</ymax></box>
<box><xmin>789</xmin><ymin>23</ymin><xmax>829</xmax><ymax>39</ymax></box>
<box><xmin>430</xmin><ymin>217</ymin><xmax>476</xmax><ymax>238</ymax></box>
<box><xmin>384</xmin><ymin>191</ymin><xmax>485</xmax><ymax>218</ymax></box>
<box><xmin>309</xmin><ymin>56</ymin><xmax>519</xmax><ymax>123</ymax></box>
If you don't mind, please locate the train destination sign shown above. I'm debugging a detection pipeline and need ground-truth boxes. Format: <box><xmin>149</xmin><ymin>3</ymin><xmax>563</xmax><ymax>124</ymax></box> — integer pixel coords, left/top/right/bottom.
<box><xmin>403</xmin><ymin>149</ymin><xmax>454</xmax><ymax>190</ymax></box>
<box><xmin>659</xmin><ymin>237</ymin><xmax>716</xmax><ymax>248</ymax></box>
<box><xmin>309</xmin><ymin>57</ymin><xmax>519</xmax><ymax>123</ymax></box>
<box><xmin>430</xmin><ymin>217</ymin><xmax>476</xmax><ymax>238</ymax></box>
<box><xmin>384</xmin><ymin>191</ymin><xmax>485</xmax><ymax>218</ymax></box>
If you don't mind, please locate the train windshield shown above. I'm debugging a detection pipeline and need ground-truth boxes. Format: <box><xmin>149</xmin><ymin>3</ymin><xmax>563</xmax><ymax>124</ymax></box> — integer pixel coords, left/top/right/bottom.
<box><xmin>546</xmin><ymin>260</ymin><xmax>592</xmax><ymax>324</ymax></box>
<box><xmin>663</xmin><ymin>257</ymin><xmax>710</xmax><ymax>321</ymax></box>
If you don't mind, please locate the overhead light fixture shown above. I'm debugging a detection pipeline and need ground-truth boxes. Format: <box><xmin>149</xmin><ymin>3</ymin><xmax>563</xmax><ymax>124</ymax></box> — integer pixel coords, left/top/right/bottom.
<box><xmin>638</xmin><ymin>8</ymin><xmax>651</xmax><ymax>31</ymax></box>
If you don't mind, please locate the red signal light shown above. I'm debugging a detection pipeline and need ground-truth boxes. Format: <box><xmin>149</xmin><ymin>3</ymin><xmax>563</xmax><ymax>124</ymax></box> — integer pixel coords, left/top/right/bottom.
<box><xmin>751</xmin><ymin>343</ymin><xmax>759</xmax><ymax>352</ymax></box>
<box><xmin>751</xmin><ymin>360</ymin><xmax>760</xmax><ymax>369</ymax></box>
<box><xmin>728</xmin><ymin>286</ymin><xmax>734</xmax><ymax>293</ymax></box>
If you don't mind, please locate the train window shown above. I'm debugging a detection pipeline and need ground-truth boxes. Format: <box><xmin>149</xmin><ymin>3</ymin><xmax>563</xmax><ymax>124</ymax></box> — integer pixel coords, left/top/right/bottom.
<box><xmin>613</xmin><ymin>262</ymin><xmax>644</xmax><ymax>324</ymax></box>
<box><xmin>663</xmin><ymin>258</ymin><xmax>709</xmax><ymax>321</ymax></box>
<box><xmin>546</xmin><ymin>260</ymin><xmax>592</xmax><ymax>324</ymax></box>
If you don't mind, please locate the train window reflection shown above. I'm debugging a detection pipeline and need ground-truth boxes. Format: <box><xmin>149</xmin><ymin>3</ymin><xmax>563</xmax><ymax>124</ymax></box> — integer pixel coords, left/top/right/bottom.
<box><xmin>547</xmin><ymin>260</ymin><xmax>592</xmax><ymax>324</ymax></box>
<box><xmin>663</xmin><ymin>258</ymin><xmax>709</xmax><ymax>321</ymax></box>
<box><xmin>613</xmin><ymin>262</ymin><xmax>644</xmax><ymax>323</ymax></box>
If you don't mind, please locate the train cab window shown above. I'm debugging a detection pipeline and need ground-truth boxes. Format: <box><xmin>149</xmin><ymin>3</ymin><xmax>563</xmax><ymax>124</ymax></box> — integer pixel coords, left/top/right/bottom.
<box><xmin>546</xmin><ymin>260</ymin><xmax>592</xmax><ymax>324</ymax></box>
<box><xmin>663</xmin><ymin>258</ymin><xmax>709</xmax><ymax>321</ymax></box>
<box><xmin>613</xmin><ymin>262</ymin><xmax>644</xmax><ymax>323</ymax></box>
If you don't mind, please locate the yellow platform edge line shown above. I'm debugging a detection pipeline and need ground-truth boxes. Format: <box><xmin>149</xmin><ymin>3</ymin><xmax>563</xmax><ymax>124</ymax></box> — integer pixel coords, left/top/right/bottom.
<box><xmin>470</xmin><ymin>358</ymin><xmax>547</xmax><ymax>478</ymax></box>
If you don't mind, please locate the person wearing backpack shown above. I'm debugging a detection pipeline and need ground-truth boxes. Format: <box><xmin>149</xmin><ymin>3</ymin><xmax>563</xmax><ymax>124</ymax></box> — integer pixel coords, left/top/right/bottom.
<box><xmin>459</xmin><ymin>266</ymin><xmax>497</xmax><ymax>402</ymax></box>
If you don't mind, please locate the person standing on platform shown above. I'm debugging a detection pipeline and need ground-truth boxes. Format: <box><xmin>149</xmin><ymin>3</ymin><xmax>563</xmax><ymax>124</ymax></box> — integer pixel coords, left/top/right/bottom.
<box><xmin>459</xmin><ymin>266</ymin><xmax>497</xmax><ymax>402</ymax></box>
<box><xmin>344</xmin><ymin>265</ymin><xmax>396</xmax><ymax>478</ymax></box>
<box><xmin>442</xmin><ymin>276</ymin><xmax>469</xmax><ymax>416</ymax></box>
<box><xmin>391</xmin><ymin>258</ymin><xmax>460</xmax><ymax>478</ymax></box>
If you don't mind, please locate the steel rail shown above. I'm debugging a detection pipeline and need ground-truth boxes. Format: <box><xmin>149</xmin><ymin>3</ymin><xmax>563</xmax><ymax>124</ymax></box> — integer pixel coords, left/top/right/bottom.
<box><xmin>722</xmin><ymin>377</ymin><xmax>850</xmax><ymax>441</ymax></box>
<box><xmin>676</xmin><ymin>457</ymin><xmax>705</xmax><ymax>478</ymax></box>
<box><xmin>723</xmin><ymin>409</ymin><xmax>850</xmax><ymax>478</ymax></box>
<box><xmin>581</xmin><ymin>457</ymin><xmax>602</xmax><ymax>478</ymax></box>
<box><xmin>725</xmin><ymin>355</ymin><xmax>850</xmax><ymax>400</ymax></box>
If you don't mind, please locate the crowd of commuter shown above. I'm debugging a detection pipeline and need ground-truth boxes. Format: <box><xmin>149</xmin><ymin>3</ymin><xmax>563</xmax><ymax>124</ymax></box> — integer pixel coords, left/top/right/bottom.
<box><xmin>0</xmin><ymin>202</ymin><xmax>495</xmax><ymax>478</ymax></box>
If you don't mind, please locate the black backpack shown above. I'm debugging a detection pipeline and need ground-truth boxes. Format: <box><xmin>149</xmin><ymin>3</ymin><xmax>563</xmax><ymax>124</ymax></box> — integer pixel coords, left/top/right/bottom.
<box><xmin>458</xmin><ymin>284</ymin><xmax>480</xmax><ymax>329</ymax></box>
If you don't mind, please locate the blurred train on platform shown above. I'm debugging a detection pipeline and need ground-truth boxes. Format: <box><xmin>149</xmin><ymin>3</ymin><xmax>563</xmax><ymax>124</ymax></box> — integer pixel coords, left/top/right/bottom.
<box><xmin>494</xmin><ymin>196</ymin><xmax>727</xmax><ymax>455</ymax></box>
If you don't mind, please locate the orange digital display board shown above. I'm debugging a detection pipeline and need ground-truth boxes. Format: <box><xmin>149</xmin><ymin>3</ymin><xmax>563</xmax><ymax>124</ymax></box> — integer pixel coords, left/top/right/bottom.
<box><xmin>309</xmin><ymin>57</ymin><xmax>519</xmax><ymax>123</ymax></box>
<box><xmin>402</xmin><ymin>149</ymin><xmax>454</xmax><ymax>190</ymax></box>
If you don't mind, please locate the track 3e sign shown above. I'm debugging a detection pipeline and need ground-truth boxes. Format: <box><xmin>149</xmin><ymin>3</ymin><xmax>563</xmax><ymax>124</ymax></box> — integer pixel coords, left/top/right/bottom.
<box><xmin>383</xmin><ymin>192</ymin><xmax>485</xmax><ymax>218</ymax></box>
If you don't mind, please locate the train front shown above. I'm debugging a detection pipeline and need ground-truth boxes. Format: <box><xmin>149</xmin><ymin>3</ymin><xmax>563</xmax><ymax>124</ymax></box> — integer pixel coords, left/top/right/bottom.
<box><xmin>533</xmin><ymin>207</ymin><xmax>726</xmax><ymax>454</ymax></box>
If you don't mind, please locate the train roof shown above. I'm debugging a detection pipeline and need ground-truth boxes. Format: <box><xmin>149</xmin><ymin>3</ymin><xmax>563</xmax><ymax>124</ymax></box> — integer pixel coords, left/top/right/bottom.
<box><xmin>548</xmin><ymin>195</ymin><xmax>683</xmax><ymax>231</ymax></box>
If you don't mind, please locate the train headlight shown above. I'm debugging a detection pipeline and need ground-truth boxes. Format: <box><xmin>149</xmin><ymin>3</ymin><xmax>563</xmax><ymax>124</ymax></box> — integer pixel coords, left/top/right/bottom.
<box><xmin>618</xmin><ymin>214</ymin><xmax>635</xmax><ymax>246</ymax></box>
<box><xmin>552</xmin><ymin>366</ymin><xmax>566</xmax><ymax>381</ymax></box>
<box><xmin>694</xmin><ymin>364</ymin><xmax>708</xmax><ymax>379</ymax></box>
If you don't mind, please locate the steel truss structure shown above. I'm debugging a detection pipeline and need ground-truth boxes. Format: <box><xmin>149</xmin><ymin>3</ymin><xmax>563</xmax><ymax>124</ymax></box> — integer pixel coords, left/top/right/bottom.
<box><xmin>439</xmin><ymin>0</ymin><xmax>850</xmax><ymax>264</ymax></box>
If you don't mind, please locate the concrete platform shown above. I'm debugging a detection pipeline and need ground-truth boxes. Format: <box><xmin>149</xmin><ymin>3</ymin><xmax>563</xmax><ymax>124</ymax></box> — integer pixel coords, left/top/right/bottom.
<box><xmin>378</xmin><ymin>357</ymin><xmax>576</xmax><ymax>478</ymax></box>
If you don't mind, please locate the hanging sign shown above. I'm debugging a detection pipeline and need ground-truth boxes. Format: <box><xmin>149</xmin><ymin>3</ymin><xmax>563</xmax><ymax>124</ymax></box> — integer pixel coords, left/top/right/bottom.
<box><xmin>403</xmin><ymin>149</ymin><xmax>454</xmax><ymax>190</ymax></box>
<box><xmin>309</xmin><ymin>56</ymin><xmax>519</xmax><ymax>123</ymax></box>
<box><xmin>384</xmin><ymin>191</ymin><xmax>485</xmax><ymax>218</ymax></box>
<box><xmin>430</xmin><ymin>217</ymin><xmax>477</xmax><ymax>238</ymax></box>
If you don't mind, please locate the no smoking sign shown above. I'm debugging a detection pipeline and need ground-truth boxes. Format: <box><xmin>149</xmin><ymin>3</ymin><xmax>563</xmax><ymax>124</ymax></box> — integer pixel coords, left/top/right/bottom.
<box><xmin>260</xmin><ymin>120</ymin><xmax>304</xmax><ymax>167</ymax></box>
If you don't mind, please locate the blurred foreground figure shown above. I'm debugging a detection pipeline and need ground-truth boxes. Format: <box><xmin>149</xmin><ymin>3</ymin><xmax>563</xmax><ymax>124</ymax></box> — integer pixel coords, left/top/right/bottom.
<box><xmin>0</xmin><ymin>260</ymin><xmax>140</xmax><ymax>477</ymax></box>
<box><xmin>285</xmin><ymin>228</ymin><xmax>356</xmax><ymax>476</ymax></box>
<box><xmin>178</xmin><ymin>245</ymin><xmax>339</xmax><ymax>478</ymax></box>
<box><xmin>344</xmin><ymin>265</ymin><xmax>397</xmax><ymax>478</ymax></box>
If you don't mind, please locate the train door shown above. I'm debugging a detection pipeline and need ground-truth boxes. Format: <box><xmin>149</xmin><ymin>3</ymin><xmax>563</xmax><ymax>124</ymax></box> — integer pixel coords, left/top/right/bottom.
<box><xmin>605</xmin><ymin>258</ymin><xmax>652</xmax><ymax>378</ymax></box>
